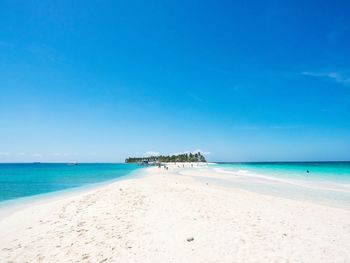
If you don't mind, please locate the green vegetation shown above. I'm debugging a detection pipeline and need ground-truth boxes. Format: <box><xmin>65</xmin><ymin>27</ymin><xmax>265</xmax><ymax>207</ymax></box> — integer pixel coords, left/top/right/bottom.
<box><xmin>125</xmin><ymin>152</ymin><xmax>206</xmax><ymax>163</ymax></box>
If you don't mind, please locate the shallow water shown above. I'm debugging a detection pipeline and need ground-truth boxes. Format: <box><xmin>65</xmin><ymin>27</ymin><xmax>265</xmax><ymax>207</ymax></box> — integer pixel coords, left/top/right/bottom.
<box><xmin>0</xmin><ymin>163</ymin><xmax>141</xmax><ymax>203</ymax></box>
<box><xmin>202</xmin><ymin>162</ymin><xmax>350</xmax><ymax>209</ymax></box>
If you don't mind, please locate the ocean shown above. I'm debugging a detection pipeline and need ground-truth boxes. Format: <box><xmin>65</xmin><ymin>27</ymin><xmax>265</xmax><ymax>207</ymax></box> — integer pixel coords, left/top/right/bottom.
<box><xmin>208</xmin><ymin>162</ymin><xmax>350</xmax><ymax>209</ymax></box>
<box><xmin>0</xmin><ymin>163</ymin><xmax>141</xmax><ymax>203</ymax></box>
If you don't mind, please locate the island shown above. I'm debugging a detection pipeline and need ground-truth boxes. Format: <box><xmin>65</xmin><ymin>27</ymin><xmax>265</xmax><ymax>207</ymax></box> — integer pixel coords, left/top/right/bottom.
<box><xmin>125</xmin><ymin>152</ymin><xmax>206</xmax><ymax>163</ymax></box>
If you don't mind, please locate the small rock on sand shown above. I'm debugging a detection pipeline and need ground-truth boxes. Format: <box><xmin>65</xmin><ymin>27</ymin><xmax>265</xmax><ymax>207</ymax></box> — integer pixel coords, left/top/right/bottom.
<box><xmin>187</xmin><ymin>237</ymin><xmax>194</xmax><ymax>242</ymax></box>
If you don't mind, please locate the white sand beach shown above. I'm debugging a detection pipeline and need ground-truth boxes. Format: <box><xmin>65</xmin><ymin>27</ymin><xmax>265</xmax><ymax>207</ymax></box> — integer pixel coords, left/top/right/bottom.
<box><xmin>1</xmin><ymin>164</ymin><xmax>350</xmax><ymax>262</ymax></box>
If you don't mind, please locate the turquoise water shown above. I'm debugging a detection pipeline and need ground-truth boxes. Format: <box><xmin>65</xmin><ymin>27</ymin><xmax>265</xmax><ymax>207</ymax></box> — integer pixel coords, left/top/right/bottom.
<box><xmin>214</xmin><ymin>162</ymin><xmax>350</xmax><ymax>185</ymax></box>
<box><xmin>208</xmin><ymin>162</ymin><xmax>350</xmax><ymax>209</ymax></box>
<box><xmin>0</xmin><ymin>163</ymin><xmax>141</xmax><ymax>203</ymax></box>
<box><xmin>214</xmin><ymin>162</ymin><xmax>350</xmax><ymax>184</ymax></box>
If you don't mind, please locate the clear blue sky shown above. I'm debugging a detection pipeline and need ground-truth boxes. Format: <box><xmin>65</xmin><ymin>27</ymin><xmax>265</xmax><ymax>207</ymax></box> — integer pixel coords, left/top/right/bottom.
<box><xmin>1</xmin><ymin>0</ymin><xmax>350</xmax><ymax>162</ymax></box>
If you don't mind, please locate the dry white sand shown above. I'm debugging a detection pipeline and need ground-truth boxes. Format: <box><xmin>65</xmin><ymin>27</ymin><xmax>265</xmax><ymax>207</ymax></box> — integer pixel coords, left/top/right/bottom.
<box><xmin>1</xmin><ymin>164</ymin><xmax>350</xmax><ymax>262</ymax></box>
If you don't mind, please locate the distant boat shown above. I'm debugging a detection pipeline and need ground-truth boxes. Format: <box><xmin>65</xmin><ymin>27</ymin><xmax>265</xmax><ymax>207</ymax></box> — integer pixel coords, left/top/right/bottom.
<box><xmin>67</xmin><ymin>161</ymin><xmax>78</xmax><ymax>165</ymax></box>
<box><xmin>33</xmin><ymin>162</ymin><xmax>41</xmax><ymax>164</ymax></box>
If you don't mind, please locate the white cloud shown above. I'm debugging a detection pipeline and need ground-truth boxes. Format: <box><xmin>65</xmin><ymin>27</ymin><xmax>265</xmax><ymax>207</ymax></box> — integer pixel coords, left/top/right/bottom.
<box><xmin>0</xmin><ymin>152</ymin><xmax>9</xmax><ymax>156</ymax></box>
<box><xmin>18</xmin><ymin>152</ymin><xmax>26</xmax><ymax>156</ymax></box>
<box><xmin>302</xmin><ymin>71</ymin><xmax>350</xmax><ymax>85</ymax></box>
<box><xmin>32</xmin><ymin>153</ymin><xmax>42</xmax><ymax>157</ymax></box>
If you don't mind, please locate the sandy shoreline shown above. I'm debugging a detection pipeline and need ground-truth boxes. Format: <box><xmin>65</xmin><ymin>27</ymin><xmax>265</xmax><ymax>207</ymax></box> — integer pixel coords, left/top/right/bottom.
<box><xmin>1</xmin><ymin>164</ymin><xmax>350</xmax><ymax>262</ymax></box>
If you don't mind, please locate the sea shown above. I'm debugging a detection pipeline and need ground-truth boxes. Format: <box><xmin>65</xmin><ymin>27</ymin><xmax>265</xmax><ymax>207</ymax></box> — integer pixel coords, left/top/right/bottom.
<box><xmin>208</xmin><ymin>162</ymin><xmax>350</xmax><ymax>209</ymax></box>
<box><xmin>0</xmin><ymin>163</ymin><xmax>141</xmax><ymax>204</ymax></box>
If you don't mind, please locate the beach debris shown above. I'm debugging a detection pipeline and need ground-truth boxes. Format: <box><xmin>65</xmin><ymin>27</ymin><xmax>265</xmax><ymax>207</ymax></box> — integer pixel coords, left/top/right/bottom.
<box><xmin>187</xmin><ymin>237</ymin><xmax>194</xmax><ymax>242</ymax></box>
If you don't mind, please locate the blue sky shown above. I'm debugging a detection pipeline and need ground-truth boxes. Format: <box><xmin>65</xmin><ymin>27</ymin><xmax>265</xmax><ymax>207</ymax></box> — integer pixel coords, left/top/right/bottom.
<box><xmin>1</xmin><ymin>0</ymin><xmax>350</xmax><ymax>162</ymax></box>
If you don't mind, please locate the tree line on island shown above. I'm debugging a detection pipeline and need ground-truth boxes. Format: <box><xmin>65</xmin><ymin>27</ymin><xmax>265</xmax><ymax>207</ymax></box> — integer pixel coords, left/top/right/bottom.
<box><xmin>125</xmin><ymin>152</ymin><xmax>207</xmax><ymax>163</ymax></box>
